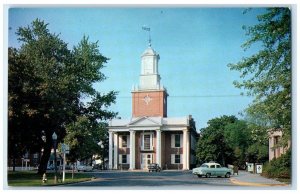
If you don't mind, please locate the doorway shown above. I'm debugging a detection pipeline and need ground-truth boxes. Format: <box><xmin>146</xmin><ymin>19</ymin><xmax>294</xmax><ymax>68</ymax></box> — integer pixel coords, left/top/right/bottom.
<box><xmin>141</xmin><ymin>153</ymin><xmax>152</xmax><ymax>169</ymax></box>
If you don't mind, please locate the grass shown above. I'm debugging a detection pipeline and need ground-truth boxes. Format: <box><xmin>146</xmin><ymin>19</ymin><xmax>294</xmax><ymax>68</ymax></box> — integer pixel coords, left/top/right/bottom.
<box><xmin>7</xmin><ymin>171</ymin><xmax>93</xmax><ymax>186</ymax></box>
<box><xmin>275</xmin><ymin>178</ymin><xmax>291</xmax><ymax>184</ymax></box>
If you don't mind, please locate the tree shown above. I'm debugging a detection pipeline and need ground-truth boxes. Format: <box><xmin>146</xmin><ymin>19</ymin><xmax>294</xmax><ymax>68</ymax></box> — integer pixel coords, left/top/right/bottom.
<box><xmin>224</xmin><ymin>120</ymin><xmax>250</xmax><ymax>167</ymax></box>
<box><xmin>8</xmin><ymin>19</ymin><xmax>117</xmax><ymax>174</ymax></box>
<box><xmin>245</xmin><ymin>123</ymin><xmax>269</xmax><ymax>163</ymax></box>
<box><xmin>228</xmin><ymin>8</ymin><xmax>291</xmax><ymax>146</ymax></box>
<box><xmin>196</xmin><ymin>115</ymin><xmax>237</xmax><ymax>166</ymax></box>
<box><xmin>196</xmin><ymin>115</ymin><xmax>269</xmax><ymax>168</ymax></box>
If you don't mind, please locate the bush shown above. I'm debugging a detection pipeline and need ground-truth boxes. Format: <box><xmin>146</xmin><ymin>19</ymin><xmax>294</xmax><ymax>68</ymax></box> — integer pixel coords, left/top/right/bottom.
<box><xmin>262</xmin><ymin>149</ymin><xmax>291</xmax><ymax>179</ymax></box>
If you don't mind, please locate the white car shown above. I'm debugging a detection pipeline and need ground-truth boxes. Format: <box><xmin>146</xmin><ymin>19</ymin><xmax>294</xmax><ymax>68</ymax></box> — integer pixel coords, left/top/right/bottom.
<box><xmin>77</xmin><ymin>165</ymin><xmax>93</xmax><ymax>172</ymax></box>
<box><xmin>192</xmin><ymin>162</ymin><xmax>233</xmax><ymax>178</ymax></box>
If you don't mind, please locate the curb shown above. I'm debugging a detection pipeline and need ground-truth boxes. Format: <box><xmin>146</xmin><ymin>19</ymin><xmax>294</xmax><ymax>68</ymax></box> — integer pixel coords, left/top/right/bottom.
<box><xmin>230</xmin><ymin>178</ymin><xmax>289</xmax><ymax>187</ymax></box>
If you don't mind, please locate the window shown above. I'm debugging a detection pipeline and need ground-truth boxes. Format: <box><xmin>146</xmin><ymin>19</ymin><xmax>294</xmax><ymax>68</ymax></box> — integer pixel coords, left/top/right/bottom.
<box><xmin>122</xmin><ymin>135</ymin><xmax>127</xmax><ymax>148</ymax></box>
<box><xmin>209</xmin><ymin>165</ymin><xmax>216</xmax><ymax>168</ymax></box>
<box><xmin>216</xmin><ymin>165</ymin><xmax>221</xmax><ymax>168</ymax></box>
<box><xmin>274</xmin><ymin>136</ymin><xmax>280</xmax><ymax>145</ymax></box>
<box><xmin>175</xmin><ymin>155</ymin><xmax>180</xmax><ymax>164</ymax></box>
<box><xmin>175</xmin><ymin>134</ymin><xmax>180</xmax><ymax>148</ymax></box>
<box><xmin>144</xmin><ymin>134</ymin><xmax>151</xmax><ymax>150</ymax></box>
<box><xmin>122</xmin><ymin>155</ymin><xmax>127</xmax><ymax>164</ymax></box>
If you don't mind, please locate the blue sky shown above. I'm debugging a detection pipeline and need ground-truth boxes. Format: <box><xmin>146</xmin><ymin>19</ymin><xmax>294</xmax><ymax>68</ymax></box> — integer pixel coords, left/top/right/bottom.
<box><xmin>8</xmin><ymin>7</ymin><xmax>267</xmax><ymax>130</ymax></box>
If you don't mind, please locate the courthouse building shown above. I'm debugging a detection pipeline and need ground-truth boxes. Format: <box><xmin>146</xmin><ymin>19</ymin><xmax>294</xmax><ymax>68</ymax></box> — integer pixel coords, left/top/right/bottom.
<box><xmin>108</xmin><ymin>44</ymin><xmax>198</xmax><ymax>170</ymax></box>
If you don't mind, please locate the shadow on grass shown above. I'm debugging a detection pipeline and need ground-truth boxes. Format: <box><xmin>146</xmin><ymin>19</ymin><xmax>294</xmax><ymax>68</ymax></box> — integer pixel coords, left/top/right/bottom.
<box><xmin>8</xmin><ymin>171</ymin><xmax>92</xmax><ymax>186</ymax></box>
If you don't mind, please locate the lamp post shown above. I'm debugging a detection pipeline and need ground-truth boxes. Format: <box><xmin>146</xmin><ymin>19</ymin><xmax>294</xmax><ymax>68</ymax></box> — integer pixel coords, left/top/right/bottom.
<box><xmin>52</xmin><ymin>132</ymin><xmax>58</xmax><ymax>184</ymax></box>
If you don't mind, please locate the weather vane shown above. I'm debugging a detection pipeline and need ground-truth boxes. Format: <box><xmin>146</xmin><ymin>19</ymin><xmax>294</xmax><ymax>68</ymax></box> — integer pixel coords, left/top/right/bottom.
<box><xmin>142</xmin><ymin>25</ymin><xmax>151</xmax><ymax>47</ymax></box>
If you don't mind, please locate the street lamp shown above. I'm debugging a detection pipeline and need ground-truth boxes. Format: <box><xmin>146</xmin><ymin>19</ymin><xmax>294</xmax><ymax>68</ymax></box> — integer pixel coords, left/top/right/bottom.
<box><xmin>52</xmin><ymin>132</ymin><xmax>58</xmax><ymax>184</ymax></box>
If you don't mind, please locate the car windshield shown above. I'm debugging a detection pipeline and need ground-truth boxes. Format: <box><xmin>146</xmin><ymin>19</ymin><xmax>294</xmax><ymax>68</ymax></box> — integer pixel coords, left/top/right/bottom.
<box><xmin>200</xmin><ymin>164</ymin><xmax>208</xmax><ymax>168</ymax></box>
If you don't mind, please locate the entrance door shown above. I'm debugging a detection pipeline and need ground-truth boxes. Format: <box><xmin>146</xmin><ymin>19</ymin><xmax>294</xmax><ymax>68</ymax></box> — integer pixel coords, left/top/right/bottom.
<box><xmin>141</xmin><ymin>154</ymin><xmax>152</xmax><ymax>169</ymax></box>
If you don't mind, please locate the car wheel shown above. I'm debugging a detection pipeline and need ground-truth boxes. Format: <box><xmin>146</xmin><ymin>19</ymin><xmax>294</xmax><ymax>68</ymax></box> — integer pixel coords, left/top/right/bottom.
<box><xmin>197</xmin><ymin>175</ymin><xmax>202</xmax><ymax>178</ymax></box>
<box><xmin>206</xmin><ymin>173</ymin><xmax>211</xmax><ymax>178</ymax></box>
<box><xmin>225</xmin><ymin>173</ymin><xmax>231</xmax><ymax>178</ymax></box>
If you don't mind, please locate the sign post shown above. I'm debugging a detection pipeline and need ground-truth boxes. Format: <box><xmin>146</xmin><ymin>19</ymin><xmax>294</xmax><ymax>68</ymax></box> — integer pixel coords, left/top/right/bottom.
<box><xmin>61</xmin><ymin>143</ymin><xmax>70</xmax><ymax>182</ymax></box>
<box><xmin>256</xmin><ymin>164</ymin><xmax>263</xmax><ymax>174</ymax></box>
<box><xmin>247</xmin><ymin>163</ymin><xmax>254</xmax><ymax>172</ymax></box>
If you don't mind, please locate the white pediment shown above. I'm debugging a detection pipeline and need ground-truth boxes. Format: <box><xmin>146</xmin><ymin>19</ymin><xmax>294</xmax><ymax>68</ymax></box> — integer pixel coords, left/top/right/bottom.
<box><xmin>128</xmin><ymin>117</ymin><xmax>162</xmax><ymax>127</ymax></box>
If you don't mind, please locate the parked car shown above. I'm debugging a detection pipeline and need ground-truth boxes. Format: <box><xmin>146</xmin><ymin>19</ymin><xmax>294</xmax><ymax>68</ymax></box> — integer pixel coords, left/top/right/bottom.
<box><xmin>77</xmin><ymin>165</ymin><xmax>93</xmax><ymax>172</ymax></box>
<box><xmin>192</xmin><ymin>162</ymin><xmax>233</xmax><ymax>178</ymax></box>
<box><xmin>148</xmin><ymin>163</ymin><xmax>161</xmax><ymax>172</ymax></box>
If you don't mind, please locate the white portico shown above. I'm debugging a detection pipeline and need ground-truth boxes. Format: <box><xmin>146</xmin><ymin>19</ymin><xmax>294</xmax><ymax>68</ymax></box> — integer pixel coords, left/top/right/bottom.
<box><xmin>108</xmin><ymin>116</ymin><xmax>197</xmax><ymax>170</ymax></box>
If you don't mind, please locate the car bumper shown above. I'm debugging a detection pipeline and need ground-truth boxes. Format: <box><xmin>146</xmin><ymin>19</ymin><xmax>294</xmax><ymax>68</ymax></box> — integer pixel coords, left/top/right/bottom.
<box><xmin>193</xmin><ymin>170</ymin><xmax>204</xmax><ymax>175</ymax></box>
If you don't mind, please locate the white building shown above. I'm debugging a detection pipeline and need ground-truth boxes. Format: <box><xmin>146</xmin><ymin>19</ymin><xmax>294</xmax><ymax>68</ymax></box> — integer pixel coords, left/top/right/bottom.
<box><xmin>108</xmin><ymin>44</ymin><xmax>198</xmax><ymax>170</ymax></box>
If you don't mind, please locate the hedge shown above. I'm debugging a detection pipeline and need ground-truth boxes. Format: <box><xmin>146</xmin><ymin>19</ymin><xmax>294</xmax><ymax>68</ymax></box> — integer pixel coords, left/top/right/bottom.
<box><xmin>262</xmin><ymin>149</ymin><xmax>291</xmax><ymax>179</ymax></box>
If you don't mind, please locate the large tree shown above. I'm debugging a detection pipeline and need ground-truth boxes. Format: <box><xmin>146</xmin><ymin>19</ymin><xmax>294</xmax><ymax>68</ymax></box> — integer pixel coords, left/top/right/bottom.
<box><xmin>224</xmin><ymin>120</ymin><xmax>268</xmax><ymax>166</ymax></box>
<box><xmin>224</xmin><ymin>120</ymin><xmax>250</xmax><ymax>167</ymax></box>
<box><xmin>196</xmin><ymin>115</ymin><xmax>237</xmax><ymax>166</ymax></box>
<box><xmin>8</xmin><ymin>19</ymin><xmax>117</xmax><ymax>174</ymax></box>
<box><xmin>228</xmin><ymin>8</ymin><xmax>291</xmax><ymax>146</ymax></box>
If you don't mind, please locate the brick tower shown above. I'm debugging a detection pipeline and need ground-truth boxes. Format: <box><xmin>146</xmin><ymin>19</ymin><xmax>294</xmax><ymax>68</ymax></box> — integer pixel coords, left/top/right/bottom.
<box><xmin>132</xmin><ymin>45</ymin><xmax>168</xmax><ymax>117</ymax></box>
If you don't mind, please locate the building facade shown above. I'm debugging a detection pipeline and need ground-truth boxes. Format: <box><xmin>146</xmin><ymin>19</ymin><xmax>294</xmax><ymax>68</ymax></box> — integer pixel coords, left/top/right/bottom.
<box><xmin>108</xmin><ymin>44</ymin><xmax>198</xmax><ymax>170</ymax></box>
<box><xmin>268</xmin><ymin>129</ymin><xmax>290</xmax><ymax>161</ymax></box>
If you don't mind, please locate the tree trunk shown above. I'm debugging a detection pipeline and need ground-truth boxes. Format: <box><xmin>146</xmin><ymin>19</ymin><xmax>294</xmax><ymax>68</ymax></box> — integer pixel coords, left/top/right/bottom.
<box><xmin>38</xmin><ymin>139</ymin><xmax>52</xmax><ymax>174</ymax></box>
<box><xmin>12</xmin><ymin>157</ymin><xmax>16</xmax><ymax>172</ymax></box>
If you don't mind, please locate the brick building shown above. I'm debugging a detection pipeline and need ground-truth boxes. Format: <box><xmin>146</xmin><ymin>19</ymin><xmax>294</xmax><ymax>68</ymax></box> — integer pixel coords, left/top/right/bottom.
<box><xmin>108</xmin><ymin>44</ymin><xmax>198</xmax><ymax>170</ymax></box>
<box><xmin>268</xmin><ymin>129</ymin><xmax>291</xmax><ymax>161</ymax></box>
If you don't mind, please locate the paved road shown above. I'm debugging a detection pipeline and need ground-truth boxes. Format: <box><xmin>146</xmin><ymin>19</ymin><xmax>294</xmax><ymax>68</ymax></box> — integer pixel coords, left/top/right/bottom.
<box><xmin>66</xmin><ymin>170</ymin><xmax>238</xmax><ymax>189</ymax></box>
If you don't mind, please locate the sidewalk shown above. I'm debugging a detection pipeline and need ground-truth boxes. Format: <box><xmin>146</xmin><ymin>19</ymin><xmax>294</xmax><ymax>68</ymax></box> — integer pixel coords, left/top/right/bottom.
<box><xmin>230</xmin><ymin>170</ymin><xmax>290</xmax><ymax>187</ymax></box>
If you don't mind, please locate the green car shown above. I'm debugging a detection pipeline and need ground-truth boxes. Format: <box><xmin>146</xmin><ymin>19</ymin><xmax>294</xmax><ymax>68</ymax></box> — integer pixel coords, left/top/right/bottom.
<box><xmin>192</xmin><ymin>162</ymin><xmax>233</xmax><ymax>178</ymax></box>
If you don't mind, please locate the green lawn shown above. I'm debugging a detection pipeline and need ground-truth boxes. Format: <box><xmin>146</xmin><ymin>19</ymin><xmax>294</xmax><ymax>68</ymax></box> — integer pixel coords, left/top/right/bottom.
<box><xmin>8</xmin><ymin>171</ymin><xmax>93</xmax><ymax>186</ymax></box>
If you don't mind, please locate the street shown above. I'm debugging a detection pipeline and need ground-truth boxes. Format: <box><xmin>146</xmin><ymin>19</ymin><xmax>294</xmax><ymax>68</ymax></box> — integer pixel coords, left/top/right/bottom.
<box><xmin>65</xmin><ymin>170</ymin><xmax>242</xmax><ymax>188</ymax></box>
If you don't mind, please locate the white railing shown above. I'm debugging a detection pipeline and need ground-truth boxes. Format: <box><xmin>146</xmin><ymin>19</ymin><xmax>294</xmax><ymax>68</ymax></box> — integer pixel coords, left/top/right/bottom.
<box><xmin>8</xmin><ymin>166</ymin><xmax>35</xmax><ymax>171</ymax></box>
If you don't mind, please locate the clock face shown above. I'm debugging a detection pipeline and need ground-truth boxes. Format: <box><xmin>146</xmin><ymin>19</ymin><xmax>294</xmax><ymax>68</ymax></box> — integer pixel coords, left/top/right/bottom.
<box><xmin>143</xmin><ymin>94</ymin><xmax>152</xmax><ymax>105</ymax></box>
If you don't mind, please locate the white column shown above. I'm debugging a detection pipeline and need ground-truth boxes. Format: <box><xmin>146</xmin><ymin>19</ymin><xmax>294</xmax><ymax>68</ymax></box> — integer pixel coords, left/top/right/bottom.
<box><xmin>183</xmin><ymin>129</ymin><xmax>187</xmax><ymax>170</ymax></box>
<box><xmin>108</xmin><ymin>131</ymin><xmax>113</xmax><ymax>169</ymax></box>
<box><xmin>113</xmin><ymin>133</ymin><xmax>118</xmax><ymax>169</ymax></box>
<box><xmin>129</xmin><ymin>130</ymin><xmax>136</xmax><ymax>170</ymax></box>
<box><xmin>156</xmin><ymin>129</ymin><xmax>162</xmax><ymax>167</ymax></box>
<box><xmin>186</xmin><ymin>130</ymin><xmax>190</xmax><ymax>170</ymax></box>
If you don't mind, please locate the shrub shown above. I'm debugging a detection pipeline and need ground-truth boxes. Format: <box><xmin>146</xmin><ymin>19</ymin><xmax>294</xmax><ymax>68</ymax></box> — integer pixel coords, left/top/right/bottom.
<box><xmin>262</xmin><ymin>149</ymin><xmax>291</xmax><ymax>179</ymax></box>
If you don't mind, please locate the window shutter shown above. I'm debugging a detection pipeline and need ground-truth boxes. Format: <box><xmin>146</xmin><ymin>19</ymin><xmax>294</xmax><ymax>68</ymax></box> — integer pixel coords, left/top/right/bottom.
<box><xmin>127</xmin><ymin>154</ymin><xmax>130</xmax><ymax>164</ymax></box>
<box><xmin>171</xmin><ymin>134</ymin><xmax>175</xmax><ymax>148</ymax></box>
<box><xmin>180</xmin><ymin>154</ymin><xmax>183</xmax><ymax>164</ymax></box>
<box><xmin>127</xmin><ymin>135</ymin><xmax>130</xmax><ymax>148</ymax></box>
<box><xmin>150</xmin><ymin>133</ymin><xmax>153</xmax><ymax>149</ymax></box>
<box><xmin>180</xmin><ymin>134</ymin><xmax>183</xmax><ymax>148</ymax></box>
<box><xmin>141</xmin><ymin>134</ymin><xmax>144</xmax><ymax>150</ymax></box>
<box><xmin>171</xmin><ymin>154</ymin><xmax>175</xmax><ymax>164</ymax></box>
<box><xmin>119</xmin><ymin>154</ymin><xmax>122</xmax><ymax>164</ymax></box>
